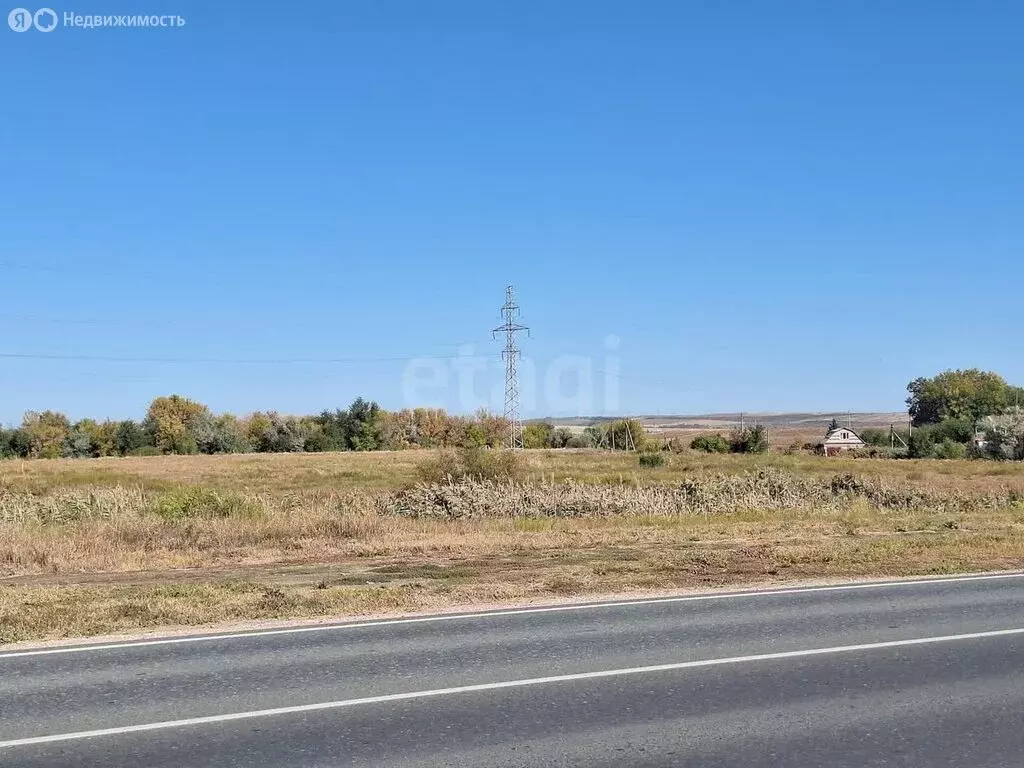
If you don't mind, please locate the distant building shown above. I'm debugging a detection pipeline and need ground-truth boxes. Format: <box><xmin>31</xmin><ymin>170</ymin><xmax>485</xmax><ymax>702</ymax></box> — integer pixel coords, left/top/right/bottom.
<box><xmin>819</xmin><ymin>427</ymin><xmax>865</xmax><ymax>456</ymax></box>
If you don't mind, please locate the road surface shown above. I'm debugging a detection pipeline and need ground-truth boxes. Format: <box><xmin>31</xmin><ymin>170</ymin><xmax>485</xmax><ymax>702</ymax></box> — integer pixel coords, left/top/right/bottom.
<box><xmin>3</xmin><ymin>572</ymin><xmax>1024</xmax><ymax>767</ymax></box>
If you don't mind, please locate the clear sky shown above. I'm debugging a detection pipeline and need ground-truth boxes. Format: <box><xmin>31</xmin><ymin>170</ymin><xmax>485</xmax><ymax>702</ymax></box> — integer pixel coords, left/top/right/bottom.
<box><xmin>2</xmin><ymin>0</ymin><xmax>1022</xmax><ymax>423</ymax></box>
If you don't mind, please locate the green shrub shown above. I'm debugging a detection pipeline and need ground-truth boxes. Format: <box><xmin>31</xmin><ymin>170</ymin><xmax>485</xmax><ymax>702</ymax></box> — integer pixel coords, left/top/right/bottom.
<box><xmin>690</xmin><ymin>434</ymin><xmax>730</xmax><ymax>453</ymax></box>
<box><xmin>859</xmin><ymin>428</ymin><xmax>888</xmax><ymax>446</ymax></box>
<box><xmin>522</xmin><ymin>422</ymin><xmax>553</xmax><ymax>449</ymax></box>
<box><xmin>611</xmin><ymin>419</ymin><xmax>648</xmax><ymax>451</ymax></box>
<box><xmin>129</xmin><ymin>446</ymin><xmax>163</xmax><ymax>457</ymax></box>
<box><xmin>638</xmin><ymin>452</ymin><xmax>665</xmax><ymax>468</ymax></box>
<box><xmin>547</xmin><ymin>428</ymin><xmax>574</xmax><ymax>449</ymax></box>
<box><xmin>908</xmin><ymin>428</ymin><xmax>936</xmax><ymax>458</ymax></box>
<box><xmin>416</xmin><ymin>447</ymin><xmax>526</xmax><ymax>484</ymax></box>
<box><xmin>151</xmin><ymin>487</ymin><xmax>263</xmax><ymax>520</ymax></box>
<box><xmin>729</xmin><ymin>425</ymin><xmax>769</xmax><ymax>454</ymax></box>
<box><xmin>567</xmin><ymin>431</ymin><xmax>597</xmax><ymax>449</ymax></box>
<box><xmin>934</xmin><ymin>439</ymin><xmax>967</xmax><ymax>460</ymax></box>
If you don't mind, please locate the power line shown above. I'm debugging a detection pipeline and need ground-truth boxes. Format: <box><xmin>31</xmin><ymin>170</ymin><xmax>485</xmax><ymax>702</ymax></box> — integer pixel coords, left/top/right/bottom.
<box><xmin>0</xmin><ymin>351</ymin><xmax>499</xmax><ymax>365</ymax></box>
<box><xmin>0</xmin><ymin>314</ymin><xmax>498</xmax><ymax>345</ymax></box>
<box><xmin>492</xmin><ymin>285</ymin><xmax>529</xmax><ymax>449</ymax></box>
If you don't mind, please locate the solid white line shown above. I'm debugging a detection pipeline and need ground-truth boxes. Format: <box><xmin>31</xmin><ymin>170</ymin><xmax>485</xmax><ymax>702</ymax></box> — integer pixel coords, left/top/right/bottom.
<box><xmin>3</xmin><ymin>626</ymin><xmax>1024</xmax><ymax>749</ymax></box>
<box><xmin>2</xmin><ymin>571</ymin><xmax>1022</xmax><ymax>659</ymax></box>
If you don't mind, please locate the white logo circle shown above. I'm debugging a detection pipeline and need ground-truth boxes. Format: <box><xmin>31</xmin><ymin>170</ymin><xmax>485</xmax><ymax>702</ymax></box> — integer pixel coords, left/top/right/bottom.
<box><xmin>8</xmin><ymin>7</ymin><xmax>33</xmax><ymax>31</ymax></box>
<box><xmin>33</xmin><ymin>7</ymin><xmax>57</xmax><ymax>31</ymax></box>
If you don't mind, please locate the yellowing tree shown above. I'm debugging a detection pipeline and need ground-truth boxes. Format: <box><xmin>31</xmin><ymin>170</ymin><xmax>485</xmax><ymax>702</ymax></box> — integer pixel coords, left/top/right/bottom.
<box><xmin>21</xmin><ymin>410</ymin><xmax>71</xmax><ymax>459</ymax></box>
<box><xmin>143</xmin><ymin>395</ymin><xmax>210</xmax><ymax>454</ymax></box>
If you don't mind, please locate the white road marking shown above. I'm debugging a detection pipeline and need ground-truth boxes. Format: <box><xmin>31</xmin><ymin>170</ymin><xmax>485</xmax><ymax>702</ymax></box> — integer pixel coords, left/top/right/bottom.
<box><xmin>3</xmin><ymin>625</ymin><xmax>1023</xmax><ymax>749</ymax></box>
<box><xmin>2</xmin><ymin>571</ymin><xmax>1022</xmax><ymax>659</ymax></box>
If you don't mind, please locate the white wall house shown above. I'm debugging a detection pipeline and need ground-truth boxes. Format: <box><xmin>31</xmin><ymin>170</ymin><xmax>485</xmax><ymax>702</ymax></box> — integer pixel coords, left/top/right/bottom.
<box><xmin>820</xmin><ymin>427</ymin><xmax>865</xmax><ymax>456</ymax></box>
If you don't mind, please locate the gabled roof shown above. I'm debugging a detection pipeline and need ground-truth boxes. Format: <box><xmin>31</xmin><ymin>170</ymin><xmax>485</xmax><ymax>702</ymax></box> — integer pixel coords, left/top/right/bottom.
<box><xmin>823</xmin><ymin>426</ymin><xmax>864</xmax><ymax>443</ymax></box>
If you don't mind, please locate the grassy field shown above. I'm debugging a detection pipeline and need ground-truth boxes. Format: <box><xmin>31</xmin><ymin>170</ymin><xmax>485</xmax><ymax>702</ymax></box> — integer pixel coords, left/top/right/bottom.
<box><xmin>1</xmin><ymin>450</ymin><xmax>1023</xmax><ymax>644</ymax></box>
<box><xmin>3</xmin><ymin>448</ymin><xmax>1022</xmax><ymax>494</ymax></box>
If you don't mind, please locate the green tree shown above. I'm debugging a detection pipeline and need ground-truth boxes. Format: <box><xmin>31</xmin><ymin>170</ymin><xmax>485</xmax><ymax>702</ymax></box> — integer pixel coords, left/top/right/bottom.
<box><xmin>604</xmin><ymin>419</ymin><xmax>647</xmax><ymax>451</ymax></box>
<box><xmin>114</xmin><ymin>420</ymin><xmax>150</xmax><ymax>455</ymax></box>
<box><xmin>314</xmin><ymin>397</ymin><xmax>382</xmax><ymax>451</ymax></box>
<box><xmin>0</xmin><ymin>428</ymin><xmax>17</xmax><ymax>458</ymax></box>
<box><xmin>907</xmin><ymin>370</ymin><xmax>1017</xmax><ymax>426</ymax></box>
<box><xmin>4</xmin><ymin>428</ymin><xmax>31</xmax><ymax>458</ymax></box>
<box><xmin>347</xmin><ymin>397</ymin><xmax>382</xmax><ymax>450</ymax></box>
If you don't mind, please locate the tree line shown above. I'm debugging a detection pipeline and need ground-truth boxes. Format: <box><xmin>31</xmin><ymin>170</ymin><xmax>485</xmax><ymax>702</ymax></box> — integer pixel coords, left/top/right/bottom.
<box><xmin>4</xmin><ymin>369</ymin><xmax>1020</xmax><ymax>461</ymax></box>
<box><xmin>0</xmin><ymin>395</ymin><xmax>668</xmax><ymax>460</ymax></box>
<box><xmin>0</xmin><ymin>396</ymin><xmax>518</xmax><ymax>459</ymax></box>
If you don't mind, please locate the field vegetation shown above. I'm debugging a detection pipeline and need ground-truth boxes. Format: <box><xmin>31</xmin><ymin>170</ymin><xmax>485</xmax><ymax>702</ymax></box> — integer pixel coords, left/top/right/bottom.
<box><xmin>2</xmin><ymin>447</ymin><xmax>1022</xmax><ymax>644</ymax></box>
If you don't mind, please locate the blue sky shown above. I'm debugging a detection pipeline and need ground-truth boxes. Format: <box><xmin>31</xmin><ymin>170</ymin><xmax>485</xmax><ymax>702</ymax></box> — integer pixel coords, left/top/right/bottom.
<box><xmin>2</xmin><ymin>0</ymin><xmax>1022</xmax><ymax>422</ymax></box>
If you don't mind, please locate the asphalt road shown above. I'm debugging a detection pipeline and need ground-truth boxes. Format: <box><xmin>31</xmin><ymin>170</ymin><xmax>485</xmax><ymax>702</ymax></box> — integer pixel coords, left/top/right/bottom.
<box><xmin>3</xmin><ymin>572</ymin><xmax>1024</xmax><ymax>767</ymax></box>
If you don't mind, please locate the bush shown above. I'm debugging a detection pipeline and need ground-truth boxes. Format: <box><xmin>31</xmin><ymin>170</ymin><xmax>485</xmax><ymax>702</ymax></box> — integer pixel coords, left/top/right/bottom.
<box><xmin>567</xmin><ymin>431</ymin><xmax>598</xmax><ymax>449</ymax></box>
<box><xmin>980</xmin><ymin>407</ymin><xmax>1024</xmax><ymax>460</ymax></box>
<box><xmin>151</xmin><ymin>486</ymin><xmax>263</xmax><ymax>520</ymax></box>
<box><xmin>664</xmin><ymin>437</ymin><xmax>688</xmax><ymax>453</ymax></box>
<box><xmin>547</xmin><ymin>427</ymin><xmax>574</xmax><ymax>449</ymax></box>
<box><xmin>729</xmin><ymin>425</ymin><xmax>769</xmax><ymax>454</ymax></box>
<box><xmin>908</xmin><ymin>428</ymin><xmax>936</xmax><ymax>459</ymax></box>
<box><xmin>934</xmin><ymin>439</ymin><xmax>967</xmax><ymax>460</ymax></box>
<box><xmin>859</xmin><ymin>428</ymin><xmax>888</xmax><ymax>447</ymax></box>
<box><xmin>690</xmin><ymin>433</ymin><xmax>730</xmax><ymax>453</ymax></box>
<box><xmin>522</xmin><ymin>422</ymin><xmax>554</xmax><ymax>449</ymax></box>
<box><xmin>638</xmin><ymin>452</ymin><xmax>665</xmax><ymax>468</ymax></box>
<box><xmin>416</xmin><ymin>447</ymin><xmax>526</xmax><ymax>484</ymax></box>
<box><xmin>129</xmin><ymin>445</ymin><xmax>163</xmax><ymax>457</ymax></box>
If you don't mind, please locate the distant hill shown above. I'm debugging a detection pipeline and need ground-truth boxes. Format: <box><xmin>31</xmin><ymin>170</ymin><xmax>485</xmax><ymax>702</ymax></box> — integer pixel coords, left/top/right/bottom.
<box><xmin>534</xmin><ymin>412</ymin><xmax>908</xmax><ymax>429</ymax></box>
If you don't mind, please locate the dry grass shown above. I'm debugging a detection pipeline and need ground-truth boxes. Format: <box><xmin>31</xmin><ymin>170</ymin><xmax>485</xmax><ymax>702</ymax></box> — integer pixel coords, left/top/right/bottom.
<box><xmin>2</xmin><ymin>449</ymin><xmax>1022</xmax><ymax>495</ymax></box>
<box><xmin>1</xmin><ymin>450</ymin><xmax>1023</xmax><ymax>644</ymax></box>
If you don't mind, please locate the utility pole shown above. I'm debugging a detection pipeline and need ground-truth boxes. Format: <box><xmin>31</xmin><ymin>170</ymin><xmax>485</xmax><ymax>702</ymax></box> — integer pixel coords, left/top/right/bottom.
<box><xmin>492</xmin><ymin>285</ymin><xmax>529</xmax><ymax>449</ymax></box>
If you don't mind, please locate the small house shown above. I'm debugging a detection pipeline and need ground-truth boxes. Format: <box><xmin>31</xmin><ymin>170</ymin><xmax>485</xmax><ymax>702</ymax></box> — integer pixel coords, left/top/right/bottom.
<box><xmin>820</xmin><ymin>426</ymin><xmax>865</xmax><ymax>456</ymax></box>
